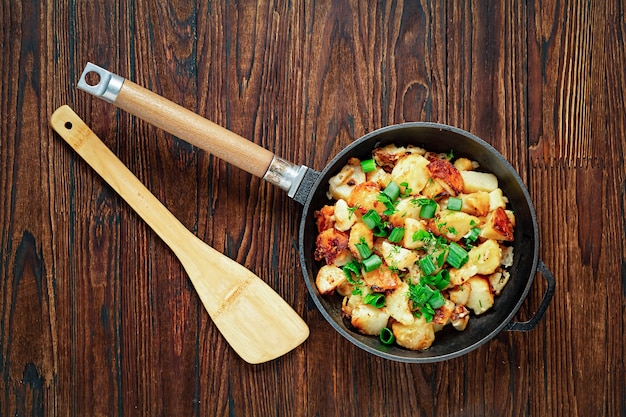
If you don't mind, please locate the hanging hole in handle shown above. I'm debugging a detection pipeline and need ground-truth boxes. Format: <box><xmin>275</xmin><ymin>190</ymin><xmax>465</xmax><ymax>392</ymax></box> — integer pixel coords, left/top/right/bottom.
<box><xmin>83</xmin><ymin>71</ymin><xmax>101</xmax><ymax>87</ymax></box>
<box><xmin>64</xmin><ymin>121</ymin><xmax>73</xmax><ymax>129</ymax></box>
<box><xmin>77</xmin><ymin>63</ymin><xmax>124</xmax><ymax>103</ymax></box>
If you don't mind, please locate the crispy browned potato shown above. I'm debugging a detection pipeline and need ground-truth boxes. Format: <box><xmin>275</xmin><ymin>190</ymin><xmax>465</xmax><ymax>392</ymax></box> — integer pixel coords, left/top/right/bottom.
<box><xmin>314</xmin><ymin>228</ymin><xmax>350</xmax><ymax>265</ymax></box>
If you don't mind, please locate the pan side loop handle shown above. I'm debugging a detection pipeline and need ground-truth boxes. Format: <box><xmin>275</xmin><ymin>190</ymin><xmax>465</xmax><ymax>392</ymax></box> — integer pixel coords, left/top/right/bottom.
<box><xmin>505</xmin><ymin>259</ymin><xmax>556</xmax><ymax>332</ymax></box>
<box><xmin>77</xmin><ymin>62</ymin><xmax>310</xmax><ymax>193</ymax></box>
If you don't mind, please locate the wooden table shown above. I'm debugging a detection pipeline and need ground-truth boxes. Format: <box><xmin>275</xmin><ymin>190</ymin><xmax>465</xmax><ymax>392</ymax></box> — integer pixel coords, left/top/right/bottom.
<box><xmin>1</xmin><ymin>1</ymin><xmax>624</xmax><ymax>415</ymax></box>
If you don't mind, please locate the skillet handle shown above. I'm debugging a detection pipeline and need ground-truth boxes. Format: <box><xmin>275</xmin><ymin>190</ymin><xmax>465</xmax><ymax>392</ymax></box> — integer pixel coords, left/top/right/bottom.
<box><xmin>76</xmin><ymin>62</ymin><xmax>309</xmax><ymax>196</ymax></box>
<box><xmin>505</xmin><ymin>260</ymin><xmax>556</xmax><ymax>332</ymax></box>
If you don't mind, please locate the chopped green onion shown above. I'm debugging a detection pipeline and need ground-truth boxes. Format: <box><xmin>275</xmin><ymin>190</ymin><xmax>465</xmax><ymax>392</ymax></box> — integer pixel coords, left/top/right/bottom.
<box><xmin>355</xmin><ymin>242</ymin><xmax>372</xmax><ymax>259</ymax></box>
<box><xmin>416</xmin><ymin>199</ymin><xmax>437</xmax><ymax>219</ymax></box>
<box><xmin>342</xmin><ymin>261</ymin><xmax>362</xmax><ymax>284</ymax></box>
<box><xmin>410</xmin><ymin>281</ymin><xmax>435</xmax><ymax>305</ymax></box>
<box><xmin>362</xmin><ymin>210</ymin><xmax>381</xmax><ymax>229</ymax></box>
<box><xmin>383</xmin><ymin>181</ymin><xmax>401</xmax><ymax>201</ymax></box>
<box><xmin>377</xmin><ymin>193</ymin><xmax>397</xmax><ymax>216</ymax></box>
<box><xmin>364</xmin><ymin>293</ymin><xmax>386</xmax><ymax>308</ymax></box>
<box><xmin>362</xmin><ymin>254</ymin><xmax>382</xmax><ymax>272</ymax></box>
<box><xmin>421</xmin><ymin>270</ymin><xmax>449</xmax><ymax>290</ymax></box>
<box><xmin>435</xmin><ymin>269</ymin><xmax>450</xmax><ymax>290</ymax></box>
<box><xmin>428</xmin><ymin>291</ymin><xmax>446</xmax><ymax>309</ymax></box>
<box><xmin>379</xmin><ymin>327</ymin><xmax>395</xmax><ymax>345</ymax></box>
<box><xmin>419</xmin><ymin>256</ymin><xmax>437</xmax><ymax>276</ymax></box>
<box><xmin>436</xmin><ymin>251</ymin><xmax>446</xmax><ymax>267</ymax></box>
<box><xmin>388</xmin><ymin>227</ymin><xmax>405</xmax><ymax>243</ymax></box>
<box><xmin>464</xmin><ymin>227</ymin><xmax>480</xmax><ymax>244</ymax></box>
<box><xmin>361</xmin><ymin>158</ymin><xmax>377</xmax><ymax>173</ymax></box>
<box><xmin>399</xmin><ymin>182</ymin><xmax>412</xmax><ymax>197</ymax></box>
<box><xmin>447</xmin><ymin>242</ymin><xmax>469</xmax><ymax>268</ymax></box>
<box><xmin>372</xmin><ymin>224</ymin><xmax>389</xmax><ymax>238</ymax></box>
<box><xmin>412</xmin><ymin>229</ymin><xmax>432</xmax><ymax>242</ymax></box>
<box><xmin>447</xmin><ymin>197</ymin><xmax>463</xmax><ymax>211</ymax></box>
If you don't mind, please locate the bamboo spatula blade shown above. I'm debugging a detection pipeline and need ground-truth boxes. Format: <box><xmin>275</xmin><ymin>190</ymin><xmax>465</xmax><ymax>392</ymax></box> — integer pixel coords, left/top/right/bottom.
<box><xmin>50</xmin><ymin>105</ymin><xmax>309</xmax><ymax>364</ymax></box>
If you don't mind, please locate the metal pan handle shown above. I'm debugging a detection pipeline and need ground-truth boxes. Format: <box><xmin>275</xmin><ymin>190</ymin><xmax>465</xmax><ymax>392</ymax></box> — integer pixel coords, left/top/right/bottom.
<box><xmin>505</xmin><ymin>259</ymin><xmax>556</xmax><ymax>331</ymax></box>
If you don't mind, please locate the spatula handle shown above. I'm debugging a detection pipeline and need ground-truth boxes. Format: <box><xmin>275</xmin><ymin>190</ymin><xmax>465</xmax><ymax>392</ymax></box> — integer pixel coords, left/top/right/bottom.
<box><xmin>49</xmin><ymin>105</ymin><xmax>196</xmax><ymax>260</ymax></box>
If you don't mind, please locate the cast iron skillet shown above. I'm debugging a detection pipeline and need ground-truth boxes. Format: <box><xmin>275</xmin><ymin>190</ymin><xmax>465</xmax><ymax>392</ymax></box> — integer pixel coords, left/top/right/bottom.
<box><xmin>78</xmin><ymin>63</ymin><xmax>556</xmax><ymax>363</ymax></box>
<box><xmin>299</xmin><ymin>122</ymin><xmax>556</xmax><ymax>363</ymax></box>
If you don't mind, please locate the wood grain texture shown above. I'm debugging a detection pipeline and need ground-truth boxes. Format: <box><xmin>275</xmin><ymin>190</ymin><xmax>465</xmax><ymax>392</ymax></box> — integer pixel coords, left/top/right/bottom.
<box><xmin>1</xmin><ymin>0</ymin><xmax>625</xmax><ymax>416</ymax></box>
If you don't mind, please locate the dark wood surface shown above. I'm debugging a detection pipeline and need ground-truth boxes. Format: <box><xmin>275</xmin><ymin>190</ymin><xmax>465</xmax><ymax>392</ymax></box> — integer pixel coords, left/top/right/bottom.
<box><xmin>1</xmin><ymin>0</ymin><xmax>624</xmax><ymax>415</ymax></box>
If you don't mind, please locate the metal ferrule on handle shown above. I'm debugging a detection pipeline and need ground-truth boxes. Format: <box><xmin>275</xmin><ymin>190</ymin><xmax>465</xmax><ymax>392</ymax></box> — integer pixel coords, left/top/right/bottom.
<box><xmin>77</xmin><ymin>62</ymin><xmax>308</xmax><ymax>198</ymax></box>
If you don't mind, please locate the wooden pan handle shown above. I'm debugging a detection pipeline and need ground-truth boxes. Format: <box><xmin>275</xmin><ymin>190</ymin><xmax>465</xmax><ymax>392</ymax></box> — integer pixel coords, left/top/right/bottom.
<box><xmin>115</xmin><ymin>80</ymin><xmax>275</xmax><ymax>178</ymax></box>
<box><xmin>76</xmin><ymin>63</ymin><xmax>274</xmax><ymax>178</ymax></box>
<box><xmin>77</xmin><ymin>63</ymin><xmax>310</xmax><ymax>198</ymax></box>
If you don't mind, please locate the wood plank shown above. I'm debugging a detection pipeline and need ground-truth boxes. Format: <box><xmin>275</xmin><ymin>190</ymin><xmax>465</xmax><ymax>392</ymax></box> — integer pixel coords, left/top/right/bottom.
<box><xmin>0</xmin><ymin>0</ymin><xmax>625</xmax><ymax>415</ymax></box>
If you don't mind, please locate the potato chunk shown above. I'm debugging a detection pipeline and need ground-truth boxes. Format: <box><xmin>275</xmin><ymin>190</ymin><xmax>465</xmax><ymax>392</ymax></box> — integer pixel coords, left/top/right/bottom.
<box><xmin>348</xmin><ymin>222</ymin><xmax>374</xmax><ymax>260</ymax></box>
<box><xmin>488</xmin><ymin>188</ymin><xmax>508</xmax><ymax>211</ymax></box>
<box><xmin>432</xmin><ymin>299</ymin><xmax>456</xmax><ymax>331</ymax></box>
<box><xmin>327</xmin><ymin>158</ymin><xmax>366</xmax><ymax>200</ymax></box>
<box><xmin>451</xmin><ymin>305</ymin><xmax>471</xmax><ymax>330</ymax></box>
<box><xmin>362</xmin><ymin>267</ymin><xmax>400</xmax><ymax>291</ymax></box>
<box><xmin>403</xmin><ymin>218</ymin><xmax>428</xmax><ymax>250</ymax></box>
<box><xmin>460</xmin><ymin>170</ymin><xmax>498</xmax><ymax>193</ymax></box>
<box><xmin>432</xmin><ymin>210</ymin><xmax>480</xmax><ymax>242</ymax></box>
<box><xmin>314</xmin><ymin>228</ymin><xmax>351</xmax><ymax>265</ymax></box>
<box><xmin>373</xmin><ymin>144</ymin><xmax>425</xmax><ymax>170</ymax></box>
<box><xmin>383</xmin><ymin>281</ymin><xmax>414</xmax><ymax>325</ymax></box>
<box><xmin>388</xmin><ymin>198</ymin><xmax>422</xmax><ymax>227</ymax></box>
<box><xmin>366</xmin><ymin>167</ymin><xmax>392</xmax><ymax>188</ymax></box>
<box><xmin>488</xmin><ymin>271</ymin><xmax>510</xmax><ymax>296</ymax></box>
<box><xmin>392</xmin><ymin>317</ymin><xmax>436</xmax><ymax>350</ymax></box>
<box><xmin>390</xmin><ymin>154</ymin><xmax>431</xmax><ymax>194</ymax></box>
<box><xmin>448</xmin><ymin>283</ymin><xmax>471</xmax><ymax>305</ymax></box>
<box><xmin>427</xmin><ymin>158</ymin><xmax>464</xmax><ymax>196</ymax></box>
<box><xmin>449</xmin><ymin>263</ymin><xmax>479</xmax><ymax>286</ymax></box>
<box><xmin>466</xmin><ymin>276</ymin><xmax>494</xmax><ymax>315</ymax></box>
<box><xmin>381</xmin><ymin>240</ymin><xmax>418</xmax><ymax>271</ymax></box>
<box><xmin>458</xmin><ymin>192</ymin><xmax>490</xmax><ymax>217</ymax></box>
<box><xmin>348</xmin><ymin>182</ymin><xmax>385</xmax><ymax>215</ymax></box>
<box><xmin>480</xmin><ymin>207</ymin><xmax>515</xmax><ymax>241</ymax></box>
<box><xmin>351</xmin><ymin>303</ymin><xmax>391</xmax><ymax>336</ymax></box>
<box><xmin>316</xmin><ymin>265</ymin><xmax>347</xmax><ymax>295</ymax></box>
<box><xmin>454</xmin><ymin>157</ymin><xmax>477</xmax><ymax>171</ymax></box>
<box><xmin>468</xmin><ymin>239</ymin><xmax>502</xmax><ymax>275</ymax></box>
<box><xmin>333</xmin><ymin>199</ymin><xmax>356</xmax><ymax>231</ymax></box>
<box><xmin>314</xmin><ymin>205</ymin><xmax>335</xmax><ymax>233</ymax></box>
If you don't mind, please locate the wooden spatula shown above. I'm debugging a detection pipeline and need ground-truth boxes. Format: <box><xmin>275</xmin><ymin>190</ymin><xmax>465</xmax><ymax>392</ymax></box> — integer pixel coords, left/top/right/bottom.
<box><xmin>50</xmin><ymin>105</ymin><xmax>309</xmax><ymax>364</ymax></box>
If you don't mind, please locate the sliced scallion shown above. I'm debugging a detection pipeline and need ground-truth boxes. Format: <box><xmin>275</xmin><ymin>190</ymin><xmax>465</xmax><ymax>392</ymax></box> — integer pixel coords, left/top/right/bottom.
<box><xmin>447</xmin><ymin>242</ymin><xmax>469</xmax><ymax>268</ymax></box>
<box><xmin>355</xmin><ymin>242</ymin><xmax>372</xmax><ymax>259</ymax></box>
<box><xmin>428</xmin><ymin>291</ymin><xmax>446</xmax><ymax>310</ymax></box>
<box><xmin>364</xmin><ymin>293</ymin><xmax>386</xmax><ymax>308</ymax></box>
<box><xmin>361</xmin><ymin>158</ymin><xmax>377</xmax><ymax>173</ymax></box>
<box><xmin>388</xmin><ymin>227</ymin><xmax>405</xmax><ymax>243</ymax></box>
<box><xmin>342</xmin><ymin>261</ymin><xmax>362</xmax><ymax>284</ymax></box>
<box><xmin>416</xmin><ymin>199</ymin><xmax>437</xmax><ymax>219</ymax></box>
<box><xmin>464</xmin><ymin>227</ymin><xmax>480</xmax><ymax>244</ymax></box>
<box><xmin>362</xmin><ymin>254</ymin><xmax>382</xmax><ymax>272</ymax></box>
<box><xmin>419</xmin><ymin>256</ymin><xmax>437</xmax><ymax>276</ymax></box>
<box><xmin>447</xmin><ymin>197</ymin><xmax>463</xmax><ymax>211</ymax></box>
<box><xmin>383</xmin><ymin>181</ymin><xmax>401</xmax><ymax>201</ymax></box>
<box><xmin>412</xmin><ymin>229</ymin><xmax>432</xmax><ymax>242</ymax></box>
<box><xmin>362</xmin><ymin>210</ymin><xmax>381</xmax><ymax>229</ymax></box>
<box><xmin>379</xmin><ymin>327</ymin><xmax>395</xmax><ymax>345</ymax></box>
